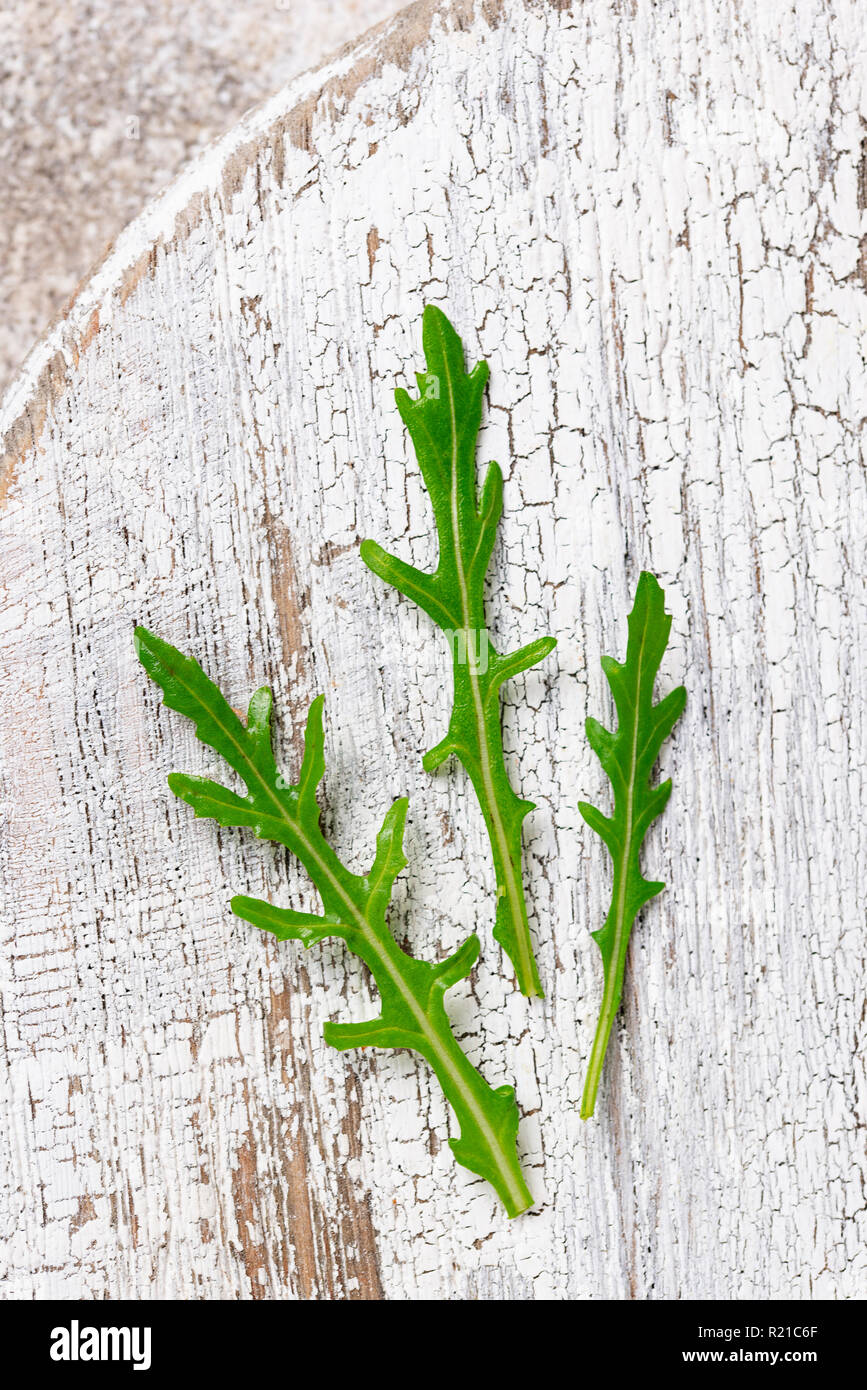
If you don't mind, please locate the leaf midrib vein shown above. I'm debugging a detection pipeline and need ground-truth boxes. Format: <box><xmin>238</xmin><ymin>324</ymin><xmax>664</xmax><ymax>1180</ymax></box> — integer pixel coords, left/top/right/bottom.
<box><xmin>437</xmin><ymin>317</ymin><xmax>534</xmax><ymax>993</ymax></box>
<box><xmin>605</xmin><ymin>620</ymin><xmax>649</xmax><ymax>1021</ymax></box>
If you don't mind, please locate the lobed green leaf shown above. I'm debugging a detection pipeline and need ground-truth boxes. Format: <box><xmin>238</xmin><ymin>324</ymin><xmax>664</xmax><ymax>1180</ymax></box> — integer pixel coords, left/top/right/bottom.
<box><xmin>137</xmin><ymin>626</ymin><xmax>533</xmax><ymax>1217</ymax></box>
<box><xmin>361</xmin><ymin>305</ymin><xmax>556</xmax><ymax>996</ymax></box>
<box><xmin>578</xmin><ymin>574</ymin><xmax>686</xmax><ymax>1117</ymax></box>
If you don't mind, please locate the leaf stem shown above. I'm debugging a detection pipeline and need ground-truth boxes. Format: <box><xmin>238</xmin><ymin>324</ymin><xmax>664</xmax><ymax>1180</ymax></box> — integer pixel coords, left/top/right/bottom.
<box><xmin>580</xmin><ymin>955</ymin><xmax>627</xmax><ymax>1119</ymax></box>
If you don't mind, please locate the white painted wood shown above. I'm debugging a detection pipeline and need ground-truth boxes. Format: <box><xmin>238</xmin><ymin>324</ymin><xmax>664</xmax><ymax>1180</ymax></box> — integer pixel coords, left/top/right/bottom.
<box><xmin>1</xmin><ymin>0</ymin><xmax>865</xmax><ymax>1299</ymax></box>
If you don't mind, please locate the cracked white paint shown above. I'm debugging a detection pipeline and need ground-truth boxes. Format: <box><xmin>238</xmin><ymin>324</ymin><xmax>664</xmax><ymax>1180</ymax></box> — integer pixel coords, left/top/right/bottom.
<box><xmin>1</xmin><ymin>0</ymin><xmax>866</xmax><ymax>1299</ymax></box>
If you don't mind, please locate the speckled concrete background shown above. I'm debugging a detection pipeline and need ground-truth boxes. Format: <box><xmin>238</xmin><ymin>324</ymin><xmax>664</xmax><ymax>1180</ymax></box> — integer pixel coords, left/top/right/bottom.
<box><xmin>0</xmin><ymin>1</ymin><xmax>396</xmax><ymax>397</ymax></box>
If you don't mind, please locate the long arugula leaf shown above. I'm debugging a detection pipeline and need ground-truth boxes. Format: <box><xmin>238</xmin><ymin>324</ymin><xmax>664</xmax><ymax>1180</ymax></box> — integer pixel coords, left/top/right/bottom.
<box><xmin>578</xmin><ymin>573</ymin><xmax>686</xmax><ymax>1118</ymax></box>
<box><xmin>361</xmin><ymin>306</ymin><xmax>556</xmax><ymax>997</ymax></box>
<box><xmin>135</xmin><ymin>626</ymin><xmax>533</xmax><ymax>1216</ymax></box>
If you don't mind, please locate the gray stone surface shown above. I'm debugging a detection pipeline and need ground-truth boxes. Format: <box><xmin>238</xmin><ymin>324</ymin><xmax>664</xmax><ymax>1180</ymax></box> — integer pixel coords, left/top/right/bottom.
<box><xmin>0</xmin><ymin>1</ymin><xmax>396</xmax><ymax>397</ymax></box>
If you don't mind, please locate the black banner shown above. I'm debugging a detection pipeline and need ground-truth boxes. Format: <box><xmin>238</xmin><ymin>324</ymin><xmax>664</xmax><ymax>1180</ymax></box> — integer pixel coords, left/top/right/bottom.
<box><xmin>0</xmin><ymin>1298</ymin><xmax>857</xmax><ymax>1376</ymax></box>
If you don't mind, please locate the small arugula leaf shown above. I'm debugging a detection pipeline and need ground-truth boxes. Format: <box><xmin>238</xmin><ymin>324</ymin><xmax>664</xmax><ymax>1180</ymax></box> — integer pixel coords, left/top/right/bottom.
<box><xmin>361</xmin><ymin>305</ymin><xmax>556</xmax><ymax>997</ymax></box>
<box><xmin>578</xmin><ymin>574</ymin><xmax>686</xmax><ymax>1118</ymax></box>
<box><xmin>135</xmin><ymin>625</ymin><xmax>533</xmax><ymax>1217</ymax></box>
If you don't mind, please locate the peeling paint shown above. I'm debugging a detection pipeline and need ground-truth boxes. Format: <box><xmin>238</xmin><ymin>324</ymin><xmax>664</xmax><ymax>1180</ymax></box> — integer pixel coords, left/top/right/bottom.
<box><xmin>1</xmin><ymin>0</ymin><xmax>865</xmax><ymax>1299</ymax></box>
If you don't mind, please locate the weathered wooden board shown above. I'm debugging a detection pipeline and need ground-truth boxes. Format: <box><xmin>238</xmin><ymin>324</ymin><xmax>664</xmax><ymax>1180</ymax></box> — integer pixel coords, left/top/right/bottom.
<box><xmin>1</xmin><ymin>0</ymin><xmax>865</xmax><ymax>1299</ymax></box>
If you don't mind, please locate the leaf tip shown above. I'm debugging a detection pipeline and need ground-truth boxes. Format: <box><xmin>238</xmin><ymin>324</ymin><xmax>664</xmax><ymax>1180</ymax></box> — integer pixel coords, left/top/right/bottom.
<box><xmin>469</xmin><ymin>358</ymin><xmax>490</xmax><ymax>390</ymax></box>
<box><xmin>359</xmin><ymin>537</ymin><xmax>392</xmax><ymax>581</ymax></box>
<box><xmin>636</xmin><ymin>569</ymin><xmax>663</xmax><ymax>597</ymax></box>
<box><xmin>421</xmin><ymin>301</ymin><xmax>450</xmax><ymax>334</ymax></box>
<box><xmin>133</xmin><ymin>624</ymin><xmax>157</xmax><ymax>666</ymax></box>
<box><xmin>247</xmin><ymin>684</ymin><xmax>273</xmax><ymax>724</ymax></box>
<box><xmin>422</xmin><ymin>737</ymin><xmax>455</xmax><ymax>773</ymax></box>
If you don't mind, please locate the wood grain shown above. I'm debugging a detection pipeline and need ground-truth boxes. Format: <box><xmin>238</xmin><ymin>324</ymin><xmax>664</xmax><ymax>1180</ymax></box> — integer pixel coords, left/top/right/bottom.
<box><xmin>1</xmin><ymin>0</ymin><xmax>865</xmax><ymax>1299</ymax></box>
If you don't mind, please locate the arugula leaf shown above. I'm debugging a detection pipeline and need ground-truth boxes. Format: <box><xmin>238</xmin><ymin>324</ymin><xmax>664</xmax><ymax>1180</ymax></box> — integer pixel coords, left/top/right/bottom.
<box><xmin>135</xmin><ymin>625</ymin><xmax>533</xmax><ymax>1216</ymax></box>
<box><xmin>361</xmin><ymin>306</ymin><xmax>556</xmax><ymax>997</ymax></box>
<box><xmin>578</xmin><ymin>573</ymin><xmax>686</xmax><ymax>1118</ymax></box>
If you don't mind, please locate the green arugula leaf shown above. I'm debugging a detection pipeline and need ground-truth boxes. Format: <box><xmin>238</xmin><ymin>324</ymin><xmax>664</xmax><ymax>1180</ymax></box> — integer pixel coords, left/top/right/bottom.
<box><xmin>135</xmin><ymin>625</ymin><xmax>533</xmax><ymax>1216</ymax></box>
<box><xmin>578</xmin><ymin>573</ymin><xmax>686</xmax><ymax>1118</ymax></box>
<box><xmin>361</xmin><ymin>306</ymin><xmax>556</xmax><ymax>997</ymax></box>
